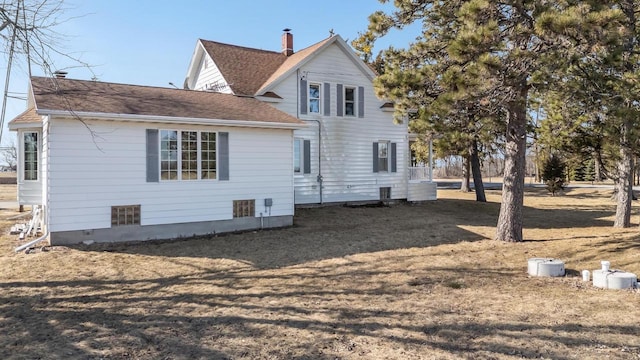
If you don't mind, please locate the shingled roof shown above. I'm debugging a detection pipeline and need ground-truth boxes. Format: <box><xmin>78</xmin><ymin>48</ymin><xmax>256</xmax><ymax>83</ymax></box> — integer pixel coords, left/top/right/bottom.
<box><xmin>9</xmin><ymin>108</ymin><xmax>41</xmax><ymax>126</ymax></box>
<box><xmin>199</xmin><ymin>36</ymin><xmax>334</xmax><ymax>96</ymax></box>
<box><xmin>17</xmin><ymin>76</ymin><xmax>304</xmax><ymax>127</ymax></box>
<box><xmin>200</xmin><ymin>40</ymin><xmax>287</xmax><ymax>96</ymax></box>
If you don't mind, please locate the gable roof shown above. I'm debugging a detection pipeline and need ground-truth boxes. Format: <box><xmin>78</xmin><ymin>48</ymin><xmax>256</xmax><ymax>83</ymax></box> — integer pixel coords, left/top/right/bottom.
<box><xmin>199</xmin><ymin>40</ymin><xmax>286</xmax><ymax>96</ymax></box>
<box><xmin>12</xmin><ymin>76</ymin><xmax>304</xmax><ymax>129</ymax></box>
<box><xmin>255</xmin><ymin>36</ymin><xmax>333</xmax><ymax>92</ymax></box>
<box><xmin>194</xmin><ymin>35</ymin><xmax>375</xmax><ymax>97</ymax></box>
<box><xmin>9</xmin><ymin>108</ymin><xmax>41</xmax><ymax>126</ymax></box>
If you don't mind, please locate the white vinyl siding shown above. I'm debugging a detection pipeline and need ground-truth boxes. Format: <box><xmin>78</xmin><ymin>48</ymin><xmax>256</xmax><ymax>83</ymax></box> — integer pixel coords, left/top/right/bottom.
<box><xmin>192</xmin><ymin>53</ymin><xmax>233</xmax><ymax>94</ymax></box>
<box><xmin>46</xmin><ymin>118</ymin><xmax>295</xmax><ymax>233</ymax></box>
<box><xmin>268</xmin><ymin>42</ymin><xmax>408</xmax><ymax>204</ymax></box>
<box><xmin>17</xmin><ymin>128</ymin><xmax>44</xmax><ymax>205</ymax></box>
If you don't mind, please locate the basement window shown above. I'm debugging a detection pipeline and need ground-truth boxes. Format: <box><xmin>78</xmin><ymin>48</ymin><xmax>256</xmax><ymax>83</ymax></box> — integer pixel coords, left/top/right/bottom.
<box><xmin>380</xmin><ymin>187</ymin><xmax>391</xmax><ymax>200</ymax></box>
<box><xmin>111</xmin><ymin>205</ymin><xmax>141</xmax><ymax>226</ymax></box>
<box><xmin>233</xmin><ymin>200</ymin><xmax>255</xmax><ymax>218</ymax></box>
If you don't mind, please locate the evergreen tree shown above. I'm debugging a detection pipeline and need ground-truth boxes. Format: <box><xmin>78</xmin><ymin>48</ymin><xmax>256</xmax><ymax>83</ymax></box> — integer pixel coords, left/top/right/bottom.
<box><xmin>584</xmin><ymin>158</ymin><xmax>596</xmax><ymax>182</ymax></box>
<box><xmin>542</xmin><ymin>154</ymin><xmax>566</xmax><ymax>196</ymax></box>
<box><xmin>356</xmin><ymin>1</ymin><xmax>618</xmax><ymax>241</ymax></box>
<box><xmin>535</xmin><ymin>1</ymin><xmax>640</xmax><ymax>227</ymax></box>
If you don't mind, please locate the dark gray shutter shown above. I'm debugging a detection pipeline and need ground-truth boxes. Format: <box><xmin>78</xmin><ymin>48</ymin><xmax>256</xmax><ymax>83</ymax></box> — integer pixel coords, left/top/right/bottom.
<box><xmin>303</xmin><ymin>140</ymin><xmax>311</xmax><ymax>174</ymax></box>
<box><xmin>323</xmin><ymin>82</ymin><xmax>331</xmax><ymax>116</ymax></box>
<box><xmin>372</xmin><ymin>142</ymin><xmax>379</xmax><ymax>173</ymax></box>
<box><xmin>219</xmin><ymin>132</ymin><xmax>229</xmax><ymax>180</ymax></box>
<box><xmin>358</xmin><ymin>86</ymin><xmax>365</xmax><ymax>118</ymax></box>
<box><xmin>391</xmin><ymin>142</ymin><xmax>397</xmax><ymax>173</ymax></box>
<box><xmin>336</xmin><ymin>83</ymin><xmax>343</xmax><ymax>117</ymax></box>
<box><xmin>300</xmin><ymin>79</ymin><xmax>307</xmax><ymax>115</ymax></box>
<box><xmin>146</xmin><ymin>129</ymin><xmax>159</xmax><ymax>182</ymax></box>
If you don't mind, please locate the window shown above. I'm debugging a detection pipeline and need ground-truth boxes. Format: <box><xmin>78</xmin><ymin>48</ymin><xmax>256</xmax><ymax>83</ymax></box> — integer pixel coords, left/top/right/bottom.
<box><xmin>161</xmin><ymin>130</ymin><xmax>217</xmax><ymax>181</ymax></box>
<box><xmin>23</xmin><ymin>132</ymin><xmax>38</xmax><ymax>181</ymax></box>
<box><xmin>111</xmin><ymin>205</ymin><xmax>141</xmax><ymax>226</ymax></box>
<box><xmin>294</xmin><ymin>139</ymin><xmax>302</xmax><ymax>173</ymax></box>
<box><xmin>182</xmin><ymin>131</ymin><xmax>198</xmax><ymax>180</ymax></box>
<box><xmin>378</xmin><ymin>142</ymin><xmax>389</xmax><ymax>172</ymax></box>
<box><xmin>309</xmin><ymin>83</ymin><xmax>320</xmax><ymax>113</ymax></box>
<box><xmin>201</xmin><ymin>132</ymin><xmax>217</xmax><ymax>179</ymax></box>
<box><xmin>345</xmin><ymin>87</ymin><xmax>355</xmax><ymax>116</ymax></box>
<box><xmin>380</xmin><ymin>187</ymin><xmax>391</xmax><ymax>200</ymax></box>
<box><xmin>233</xmin><ymin>200</ymin><xmax>255</xmax><ymax>218</ymax></box>
<box><xmin>160</xmin><ymin>130</ymin><xmax>178</xmax><ymax>180</ymax></box>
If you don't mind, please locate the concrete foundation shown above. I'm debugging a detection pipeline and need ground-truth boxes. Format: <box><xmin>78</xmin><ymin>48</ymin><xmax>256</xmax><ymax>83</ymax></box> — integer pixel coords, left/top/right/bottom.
<box><xmin>50</xmin><ymin>215</ymin><xmax>293</xmax><ymax>245</ymax></box>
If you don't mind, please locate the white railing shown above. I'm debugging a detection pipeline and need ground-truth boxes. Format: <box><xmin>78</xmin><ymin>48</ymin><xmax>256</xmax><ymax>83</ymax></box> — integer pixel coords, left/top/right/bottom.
<box><xmin>409</xmin><ymin>166</ymin><xmax>432</xmax><ymax>181</ymax></box>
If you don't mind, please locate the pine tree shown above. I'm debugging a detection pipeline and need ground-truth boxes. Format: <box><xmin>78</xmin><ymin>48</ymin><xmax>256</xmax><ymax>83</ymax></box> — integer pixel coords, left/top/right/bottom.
<box><xmin>542</xmin><ymin>154</ymin><xmax>566</xmax><ymax>196</ymax></box>
<box><xmin>584</xmin><ymin>159</ymin><xmax>596</xmax><ymax>182</ymax></box>
<box><xmin>356</xmin><ymin>1</ymin><xmax>618</xmax><ymax>241</ymax></box>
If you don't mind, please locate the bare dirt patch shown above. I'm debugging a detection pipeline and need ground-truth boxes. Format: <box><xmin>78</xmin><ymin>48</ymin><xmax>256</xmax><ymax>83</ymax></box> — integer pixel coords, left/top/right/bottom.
<box><xmin>1</xmin><ymin>187</ymin><xmax>639</xmax><ymax>359</ymax></box>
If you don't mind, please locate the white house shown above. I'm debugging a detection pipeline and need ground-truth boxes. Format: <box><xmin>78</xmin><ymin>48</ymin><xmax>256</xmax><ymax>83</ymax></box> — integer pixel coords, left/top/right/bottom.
<box><xmin>9</xmin><ymin>76</ymin><xmax>305</xmax><ymax>245</ymax></box>
<box><xmin>184</xmin><ymin>30</ymin><xmax>436</xmax><ymax>204</ymax></box>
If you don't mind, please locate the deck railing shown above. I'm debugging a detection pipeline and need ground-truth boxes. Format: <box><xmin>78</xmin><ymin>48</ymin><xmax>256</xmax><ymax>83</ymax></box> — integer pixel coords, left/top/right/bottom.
<box><xmin>408</xmin><ymin>166</ymin><xmax>432</xmax><ymax>181</ymax></box>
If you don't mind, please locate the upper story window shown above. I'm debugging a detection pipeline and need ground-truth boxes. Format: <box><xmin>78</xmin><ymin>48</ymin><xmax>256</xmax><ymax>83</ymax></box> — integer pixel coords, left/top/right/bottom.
<box><xmin>23</xmin><ymin>132</ymin><xmax>38</xmax><ymax>181</ymax></box>
<box><xmin>345</xmin><ymin>87</ymin><xmax>355</xmax><ymax>116</ymax></box>
<box><xmin>160</xmin><ymin>130</ymin><xmax>217</xmax><ymax>181</ymax></box>
<box><xmin>309</xmin><ymin>83</ymin><xmax>321</xmax><ymax>113</ymax></box>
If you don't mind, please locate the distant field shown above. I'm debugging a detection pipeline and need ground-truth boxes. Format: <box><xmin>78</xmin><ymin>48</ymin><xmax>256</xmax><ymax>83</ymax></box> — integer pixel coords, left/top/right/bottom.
<box><xmin>1</xmin><ymin>186</ymin><xmax>638</xmax><ymax>359</ymax></box>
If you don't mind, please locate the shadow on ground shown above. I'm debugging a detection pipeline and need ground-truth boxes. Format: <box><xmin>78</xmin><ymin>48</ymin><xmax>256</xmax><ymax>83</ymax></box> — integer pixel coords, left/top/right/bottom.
<box><xmin>1</xmin><ymin>260</ymin><xmax>638</xmax><ymax>360</ymax></box>
<box><xmin>71</xmin><ymin>193</ymin><xmax>618</xmax><ymax>269</ymax></box>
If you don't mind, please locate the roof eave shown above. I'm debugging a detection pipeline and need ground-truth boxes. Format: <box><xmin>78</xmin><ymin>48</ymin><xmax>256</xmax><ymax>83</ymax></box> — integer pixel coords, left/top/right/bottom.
<box><xmin>183</xmin><ymin>39</ymin><xmax>204</xmax><ymax>90</ymax></box>
<box><xmin>8</xmin><ymin>122</ymin><xmax>43</xmax><ymax>131</ymax></box>
<box><xmin>38</xmin><ymin>109</ymin><xmax>307</xmax><ymax>130</ymax></box>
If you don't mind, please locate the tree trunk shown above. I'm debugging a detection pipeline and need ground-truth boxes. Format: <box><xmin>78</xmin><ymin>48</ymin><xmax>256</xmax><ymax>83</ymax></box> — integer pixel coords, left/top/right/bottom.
<box><xmin>470</xmin><ymin>139</ymin><xmax>486</xmax><ymax>202</ymax></box>
<box><xmin>594</xmin><ymin>152</ymin><xmax>602</xmax><ymax>182</ymax></box>
<box><xmin>496</xmin><ymin>92</ymin><xmax>527</xmax><ymax>242</ymax></box>
<box><xmin>614</xmin><ymin>121</ymin><xmax>633</xmax><ymax>228</ymax></box>
<box><xmin>460</xmin><ymin>156</ymin><xmax>471</xmax><ymax>192</ymax></box>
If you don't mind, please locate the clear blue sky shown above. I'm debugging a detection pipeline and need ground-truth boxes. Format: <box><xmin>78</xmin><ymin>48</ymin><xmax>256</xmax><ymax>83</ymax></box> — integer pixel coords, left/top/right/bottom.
<box><xmin>1</xmin><ymin>0</ymin><xmax>420</xmax><ymax>147</ymax></box>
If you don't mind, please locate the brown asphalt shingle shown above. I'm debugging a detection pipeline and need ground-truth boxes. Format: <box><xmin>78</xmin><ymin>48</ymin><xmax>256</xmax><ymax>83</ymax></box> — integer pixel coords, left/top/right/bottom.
<box><xmin>200</xmin><ymin>36</ymin><xmax>334</xmax><ymax>96</ymax></box>
<box><xmin>9</xmin><ymin>108</ymin><xmax>41</xmax><ymax>125</ymax></box>
<box><xmin>200</xmin><ymin>40</ymin><xmax>287</xmax><ymax>96</ymax></box>
<box><xmin>27</xmin><ymin>76</ymin><xmax>303</xmax><ymax>126</ymax></box>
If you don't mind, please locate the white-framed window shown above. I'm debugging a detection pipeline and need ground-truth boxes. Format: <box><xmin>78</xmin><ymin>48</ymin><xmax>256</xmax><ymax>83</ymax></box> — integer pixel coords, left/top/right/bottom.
<box><xmin>293</xmin><ymin>138</ymin><xmax>302</xmax><ymax>173</ymax></box>
<box><xmin>345</xmin><ymin>87</ymin><xmax>356</xmax><ymax>116</ymax></box>
<box><xmin>309</xmin><ymin>83</ymin><xmax>321</xmax><ymax>113</ymax></box>
<box><xmin>23</xmin><ymin>132</ymin><xmax>39</xmax><ymax>181</ymax></box>
<box><xmin>200</xmin><ymin>132</ymin><xmax>217</xmax><ymax>179</ymax></box>
<box><xmin>181</xmin><ymin>131</ymin><xmax>198</xmax><ymax>180</ymax></box>
<box><xmin>160</xmin><ymin>129</ymin><xmax>217</xmax><ymax>181</ymax></box>
<box><xmin>378</xmin><ymin>141</ymin><xmax>389</xmax><ymax>172</ymax></box>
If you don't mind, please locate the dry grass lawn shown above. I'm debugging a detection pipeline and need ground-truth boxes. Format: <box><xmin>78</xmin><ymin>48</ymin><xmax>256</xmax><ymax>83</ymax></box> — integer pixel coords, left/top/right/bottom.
<box><xmin>0</xmin><ymin>184</ymin><xmax>639</xmax><ymax>359</ymax></box>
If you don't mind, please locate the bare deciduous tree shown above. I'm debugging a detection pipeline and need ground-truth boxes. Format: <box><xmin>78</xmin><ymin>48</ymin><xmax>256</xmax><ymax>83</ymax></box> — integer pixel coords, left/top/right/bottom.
<box><xmin>1</xmin><ymin>140</ymin><xmax>17</xmax><ymax>170</ymax></box>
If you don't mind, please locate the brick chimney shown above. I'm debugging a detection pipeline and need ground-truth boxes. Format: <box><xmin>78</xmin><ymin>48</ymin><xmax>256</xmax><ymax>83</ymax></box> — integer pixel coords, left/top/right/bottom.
<box><xmin>281</xmin><ymin>28</ymin><xmax>293</xmax><ymax>56</ymax></box>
